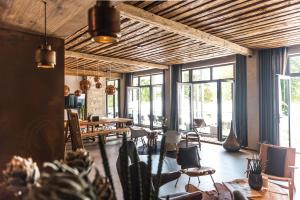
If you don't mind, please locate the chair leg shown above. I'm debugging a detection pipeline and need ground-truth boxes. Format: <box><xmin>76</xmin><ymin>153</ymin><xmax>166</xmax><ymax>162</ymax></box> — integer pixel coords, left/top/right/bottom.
<box><xmin>197</xmin><ymin>134</ymin><xmax>201</xmax><ymax>151</ymax></box>
<box><xmin>174</xmin><ymin>177</ymin><xmax>180</xmax><ymax>187</ymax></box>
<box><xmin>141</xmin><ymin>137</ymin><xmax>146</xmax><ymax>146</ymax></box>
<box><xmin>197</xmin><ymin>176</ymin><xmax>201</xmax><ymax>184</ymax></box>
<box><xmin>289</xmin><ymin>180</ymin><xmax>294</xmax><ymax>200</ymax></box>
<box><xmin>209</xmin><ymin>175</ymin><xmax>219</xmax><ymax>194</ymax></box>
<box><xmin>188</xmin><ymin>177</ymin><xmax>191</xmax><ymax>186</ymax></box>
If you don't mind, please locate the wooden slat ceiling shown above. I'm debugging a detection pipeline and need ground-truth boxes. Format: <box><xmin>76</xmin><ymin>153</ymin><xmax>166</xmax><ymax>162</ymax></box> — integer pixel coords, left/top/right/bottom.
<box><xmin>1</xmin><ymin>0</ymin><xmax>300</xmax><ymax>74</ymax></box>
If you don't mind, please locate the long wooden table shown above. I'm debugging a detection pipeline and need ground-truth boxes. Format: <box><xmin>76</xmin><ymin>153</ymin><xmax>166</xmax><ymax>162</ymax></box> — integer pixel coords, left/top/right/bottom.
<box><xmin>79</xmin><ymin>118</ymin><xmax>132</xmax><ymax>139</ymax></box>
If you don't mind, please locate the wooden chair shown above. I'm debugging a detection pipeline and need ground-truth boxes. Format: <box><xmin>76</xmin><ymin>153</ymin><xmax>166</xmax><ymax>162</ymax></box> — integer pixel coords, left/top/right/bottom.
<box><xmin>67</xmin><ymin>109</ymin><xmax>84</xmax><ymax>151</ymax></box>
<box><xmin>184</xmin><ymin>118</ymin><xmax>206</xmax><ymax>150</ymax></box>
<box><xmin>247</xmin><ymin>143</ymin><xmax>297</xmax><ymax>200</ymax></box>
<box><xmin>129</xmin><ymin>126</ymin><xmax>148</xmax><ymax>147</ymax></box>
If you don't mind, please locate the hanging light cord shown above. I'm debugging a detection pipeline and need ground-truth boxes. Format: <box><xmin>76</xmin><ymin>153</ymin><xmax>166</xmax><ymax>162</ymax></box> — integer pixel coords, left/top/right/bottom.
<box><xmin>109</xmin><ymin>66</ymin><xmax>112</xmax><ymax>81</ymax></box>
<box><xmin>43</xmin><ymin>0</ymin><xmax>47</xmax><ymax>45</ymax></box>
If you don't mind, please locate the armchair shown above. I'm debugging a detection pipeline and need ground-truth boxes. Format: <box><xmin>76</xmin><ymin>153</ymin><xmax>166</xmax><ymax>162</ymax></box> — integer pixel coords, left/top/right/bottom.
<box><xmin>247</xmin><ymin>143</ymin><xmax>297</xmax><ymax>200</ymax></box>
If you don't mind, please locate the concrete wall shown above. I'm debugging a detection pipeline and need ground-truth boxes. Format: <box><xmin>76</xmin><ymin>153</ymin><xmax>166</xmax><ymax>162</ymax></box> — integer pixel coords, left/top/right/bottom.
<box><xmin>246</xmin><ymin>51</ymin><xmax>260</xmax><ymax>150</ymax></box>
<box><xmin>86</xmin><ymin>76</ymin><xmax>106</xmax><ymax>117</ymax></box>
<box><xmin>65</xmin><ymin>75</ymin><xmax>107</xmax><ymax>117</ymax></box>
<box><xmin>65</xmin><ymin>75</ymin><xmax>80</xmax><ymax>93</ymax></box>
<box><xmin>0</xmin><ymin>28</ymin><xmax>65</xmax><ymax>171</ymax></box>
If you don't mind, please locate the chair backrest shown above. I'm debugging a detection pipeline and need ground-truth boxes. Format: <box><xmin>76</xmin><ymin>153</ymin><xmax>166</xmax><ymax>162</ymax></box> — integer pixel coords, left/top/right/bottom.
<box><xmin>129</xmin><ymin>126</ymin><xmax>148</xmax><ymax>138</ymax></box>
<box><xmin>91</xmin><ymin>115</ymin><xmax>100</xmax><ymax>128</ymax></box>
<box><xmin>116</xmin><ymin>140</ymin><xmax>140</xmax><ymax>177</ymax></box>
<box><xmin>194</xmin><ymin>118</ymin><xmax>206</xmax><ymax>128</ymax></box>
<box><xmin>177</xmin><ymin>146</ymin><xmax>201</xmax><ymax>169</ymax></box>
<box><xmin>67</xmin><ymin>109</ymin><xmax>84</xmax><ymax>151</ymax></box>
<box><xmin>260</xmin><ymin>143</ymin><xmax>296</xmax><ymax>178</ymax></box>
<box><xmin>128</xmin><ymin>161</ymin><xmax>154</xmax><ymax>200</ymax></box>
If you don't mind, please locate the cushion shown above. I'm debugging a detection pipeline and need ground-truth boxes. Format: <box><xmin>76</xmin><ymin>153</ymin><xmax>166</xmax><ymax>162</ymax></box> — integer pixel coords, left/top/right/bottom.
<box><xmin>183</xmin><ymin>167</ymin><xmax>216</xmax><ymax>177</ymax></box>
<box><xmin>265</xmin><ymin>146</ymin><xmax>286</xmax><ymax>177</ymax></box>
<box><xmin>177</xmin><ymin>146</ymin><xmax>201</xmax><ymax>169</ymax></box>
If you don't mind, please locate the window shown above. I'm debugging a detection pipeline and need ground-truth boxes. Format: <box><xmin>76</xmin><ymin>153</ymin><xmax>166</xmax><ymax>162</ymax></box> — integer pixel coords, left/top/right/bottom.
<box><xmin>212</xmin><ymin>65</ymin><xmax>234</xmax><ymax>80</ymax></box>
<box><xmin>133</xmin><ymin>77</ymin><xmax>138</xmax><ymax>86</ymax></box>
<box><xmin>192</xmin><ymin>68</ymin><xmax>210</xmax><ymax>81</ymax></box>
<box><xmin>140</xmin><ymin>76</ymin><xmax>150</xmax><ymax>86</ymax></box>
<box><xmin>289</xmin><ymin>55</ymin><xmax>300</xmax><ymax>73</ymax></box>
<box><xmin>127</xmin><ymin>74</ymin><xmax>164</xmax><ymax>129</ymax></box>
<box><xmin>179</xmin><ymin>64</ymin><xmax>234</xmax><ymax>141</ymax></box>
<box><xmin>182</xmin><ymin>70</ymin><xmax>190</xmax><ymax>82</ymax></box>
<box><xmin>106</xmin><ymin>80</ymin><xmax>119</xmax><ymax>118</ymax></box>
<box><xmin>287</xmin><ymin>55</ymin><xmax>300</xmax><ymax>152</ymax></box>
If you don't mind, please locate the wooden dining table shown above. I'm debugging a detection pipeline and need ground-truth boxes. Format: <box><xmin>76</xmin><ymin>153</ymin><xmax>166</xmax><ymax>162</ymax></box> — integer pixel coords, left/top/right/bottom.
<box><xmin>80</xmin><ymin>117</ymin><xmax>132</xmax><ymax>130</ymax></box>
<box><xmin>77</xmin><ymin>117</ymin><xmax>133</xmax><ymax>139</ymax></box>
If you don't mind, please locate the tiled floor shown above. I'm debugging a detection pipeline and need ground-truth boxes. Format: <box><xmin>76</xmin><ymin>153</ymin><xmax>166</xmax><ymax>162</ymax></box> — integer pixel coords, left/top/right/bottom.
<box><xmin>78</xmin><ymin>138</ymin><xmax>299</xmax><ymax>200</ymax></box>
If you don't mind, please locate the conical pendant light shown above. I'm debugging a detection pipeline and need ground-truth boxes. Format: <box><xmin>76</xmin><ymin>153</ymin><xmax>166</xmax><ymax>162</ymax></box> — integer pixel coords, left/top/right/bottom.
<box><xmin>35</xmin><ymin>0</ymin><xmax>56</xmax><ymax>68</ymax></box>
<box><xmin>88</xmin><ymin>0</ymin><xmax>121</xmax><ymax>43</ymax></box>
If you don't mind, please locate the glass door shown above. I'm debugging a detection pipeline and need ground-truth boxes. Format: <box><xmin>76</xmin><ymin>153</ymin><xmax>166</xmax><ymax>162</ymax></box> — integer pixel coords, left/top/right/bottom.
<box><xmin>178</xmin><ymin>83</ymin><xmax>192</xmax><ymax>131</ymax></box>
<box><xmin>220</xmin><ymin>81</ymin><xmax>234</xmax><ymax>138</ymax></box>
<box><xmin>277</xmin><ymin>75</ymin><xmax>291</xmax><ymax>147</ymax></box>
<box><xmin>152</xmin><ymin>85</ymin><xmax>163</xmax><ymax>128</ymax></box>
<box><xmin>290</xmin><ymin>76</ymin><xmax>300</xmax><ymax>152</ymax></box>
<box><xmin>127</xmin><ymin>87</ymin><xmax>140</xmax><ymax>125</ymax></box>
<box><xmin>192</xmin><ymin>82</ymin><xmax>218</xmax><ymax>137</ymax></box>
<box><xmin>140</xmin><ymin>87</ymin><xmax>151</xmax><ymax>126</ymax></box>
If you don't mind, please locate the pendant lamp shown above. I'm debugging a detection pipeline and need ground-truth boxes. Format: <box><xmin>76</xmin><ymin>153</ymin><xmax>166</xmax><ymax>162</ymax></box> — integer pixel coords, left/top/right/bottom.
<box><xmin>96</xmin><ymin>82</ymin><xmax>102</xmax><ymax>89</ymax></box>
<box><xmin>105</xmin><ymin>67</ymin><xmax>115</xmax><ymax>95</ymax></box>
<box><xmin>64</xmin><ymin>85</ymin><xmax>70</xmax><ymax>96</ymax></box>
<box><xmin>75</xmin><ymin>90</ymin><xmax>82</xmax><ymax>97</ymax></box>
<box><xmin>35</xmin><ymin>0</ymin><xmax>56</xmax><ymax>68</ymax></box>
<box><xmin>88</xmin><ymin>1</ymin><xmax>121</xmax><ymax>43</ymax></box>
<box><xmin>80</xmin><ymin>78</ymin><xmax>91</xmax><ymax>93</ymax></box>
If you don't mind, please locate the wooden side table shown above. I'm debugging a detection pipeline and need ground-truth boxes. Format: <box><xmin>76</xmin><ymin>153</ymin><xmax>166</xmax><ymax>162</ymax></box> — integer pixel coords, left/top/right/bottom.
<box><xmin>223</xmin><ymin>178</ymin><xmax>289</xmax><ymax>200</ymax></box>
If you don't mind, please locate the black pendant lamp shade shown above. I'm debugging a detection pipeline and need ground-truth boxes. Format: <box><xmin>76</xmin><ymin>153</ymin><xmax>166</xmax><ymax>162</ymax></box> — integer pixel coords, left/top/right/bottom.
<box><xmin>88</xmin><ymin>1</ymin><xmax>121</xmax><ymax>43</ymax></box>
<box><xmin>35</xmin><ymin>0</ymin><xmax>56</xmax><ymax>68</ymax></box>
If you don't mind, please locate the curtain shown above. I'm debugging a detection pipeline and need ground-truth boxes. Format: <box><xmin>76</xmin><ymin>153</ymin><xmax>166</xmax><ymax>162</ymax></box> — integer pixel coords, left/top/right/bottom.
<box><xmin>170</xmin><ymin>64</ymin><xmax>182</xmax><ymax>130</ymax></box>
<box><xmin>259</xmin><ymin>47</ymin><xmax>287</xmax><ymax>145</ymax></box>
<box><xmin>162</xmin><ymin>69</ymin><xmax>166</xmax><ymax>118</ymax></box>
<box><xmin>123</xmin><ymin>73</ymin><xmax>132</xmax><ymax>118</ymax></box>
<box><xmin>235</xmin><ymin>54</ymin><xmax>248</xmax><ymax>147</ymax></box>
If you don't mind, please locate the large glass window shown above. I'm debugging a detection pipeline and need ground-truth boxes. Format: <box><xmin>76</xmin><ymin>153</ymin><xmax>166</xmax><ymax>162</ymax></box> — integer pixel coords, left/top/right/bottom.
<box><xmin>127</xmin><ymin>74</ymin><xmax>164</xmax><ymax>129</ymax></box>
<box><xmin>192</xmin><ymin>68</ymin><xmax>210</xmax><ymax>81</ymax></box>
<box><xmin>212</xmin><ymin>65</ymin><xmax>234</xmax><ymax>80</ymax></box>
<box><xmin>106</xmin><ymin>80</ymin><xmax>119</xmax><ymax>118</ymax></box>
<box><xmin>287</xmin><ymin>55</ymin><xmax>300</xmax><ymax>152</ymax></box>
<box><xmin>179</xmin><ymin>64</ymin><xmax>234</xmax><ymax>140</ymax></box>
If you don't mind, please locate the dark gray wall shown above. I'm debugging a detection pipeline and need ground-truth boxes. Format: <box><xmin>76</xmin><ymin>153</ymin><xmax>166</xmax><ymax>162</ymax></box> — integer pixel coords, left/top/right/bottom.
<box><xmin>0</xmin><ymin>28</ymin><xmax>65</xmax><ymax>172</ymax></box>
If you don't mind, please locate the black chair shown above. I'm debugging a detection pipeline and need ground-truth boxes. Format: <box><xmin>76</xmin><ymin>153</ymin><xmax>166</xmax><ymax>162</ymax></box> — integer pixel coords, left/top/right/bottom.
<box><xmin>116</xmin><ymin>141</ymin><xmax>182</xmax><ymax>200</ymax></box>
<box><xmin>175</xmin><ymin>146</ymin><xmax>218</xmax><ymax>193</ymax></box>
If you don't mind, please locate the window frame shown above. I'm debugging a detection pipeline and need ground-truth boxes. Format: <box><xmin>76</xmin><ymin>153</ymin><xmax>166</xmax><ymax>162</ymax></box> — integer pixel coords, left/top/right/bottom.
<box><xmin>106</xmin><ymin>79</ymin><xmax>120</xmax><ymax>118</ymax></box>
<box><xmin>180</xmin><ymin>63</ymin><xmax>235</xmax><ymax>141</ymax></box>
<box><xmin>131</xmin><ymin>73</ymin><xmax>164</xmax><ymax>129</ymax></box>
<box><xmin>286</xmin><ymin>54</ymin><xmax>300</xmax><ymax>152</ymax></box>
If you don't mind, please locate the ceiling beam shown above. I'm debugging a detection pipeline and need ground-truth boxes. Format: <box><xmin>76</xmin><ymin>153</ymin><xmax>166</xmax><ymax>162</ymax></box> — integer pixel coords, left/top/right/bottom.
<box><xmin>65</xmin><ymin>68</ymin><xmax>121</xmax><ymax>78</ymax></box>
<box><xmin>65</xmin><ymin>50</ymin><xmax>169</xmax><ymax>69</ymax></box>
<box><xmin>116</xmin><ymin>3</ymin><xmax>253</xmax><ymax>56</ymax></box>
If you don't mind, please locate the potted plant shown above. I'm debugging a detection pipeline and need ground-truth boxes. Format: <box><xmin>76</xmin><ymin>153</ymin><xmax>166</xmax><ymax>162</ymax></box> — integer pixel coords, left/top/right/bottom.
<box><xmin>247</xmin><ymin>155</ymin><xmax>265</xmax><ymax>190</ymax></box>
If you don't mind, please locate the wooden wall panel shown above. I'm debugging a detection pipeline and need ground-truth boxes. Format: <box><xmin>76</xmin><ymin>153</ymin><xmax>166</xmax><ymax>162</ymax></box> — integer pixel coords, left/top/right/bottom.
<box><xmin>0</xmin><ymin>28</ymin><xmax>65</xmax><ymax>173</ymax></box>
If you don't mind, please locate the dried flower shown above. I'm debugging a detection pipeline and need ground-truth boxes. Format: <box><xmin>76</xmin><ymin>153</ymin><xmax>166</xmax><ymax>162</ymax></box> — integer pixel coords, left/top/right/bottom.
<box><xmin>3</xmin><ymin>156</ymin><xmax>40</xmax><ymax>187</ymax></box>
